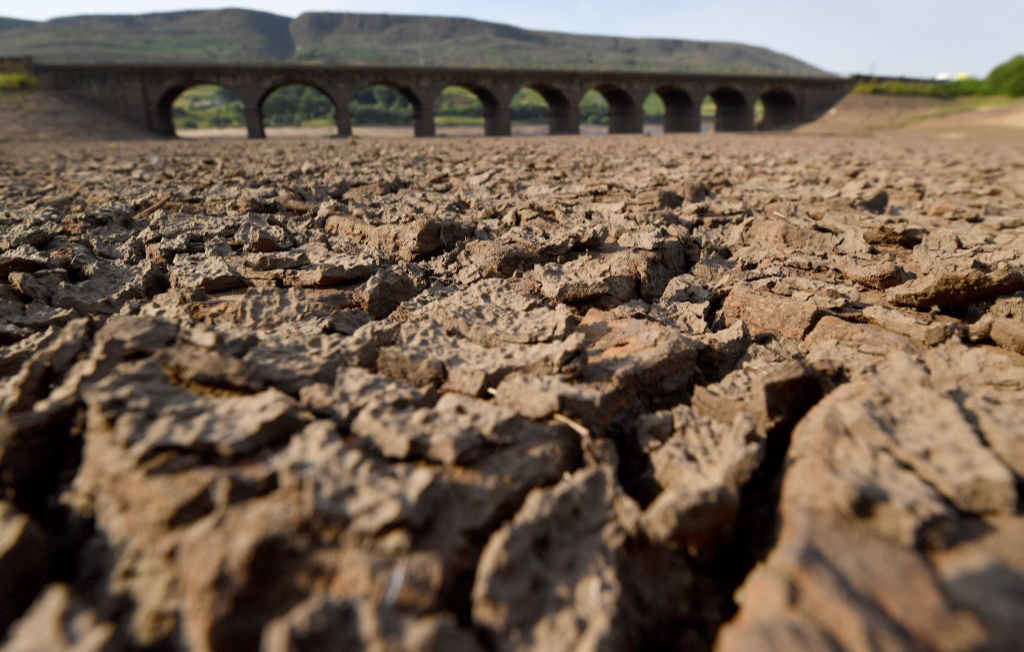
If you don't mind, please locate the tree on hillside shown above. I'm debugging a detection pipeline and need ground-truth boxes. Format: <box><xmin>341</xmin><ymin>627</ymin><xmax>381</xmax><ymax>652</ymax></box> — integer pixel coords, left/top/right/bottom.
<box><xmin>988</xmin><ymin>55</ymin><xmax>1024</xmax><ymax>97</ymax></box>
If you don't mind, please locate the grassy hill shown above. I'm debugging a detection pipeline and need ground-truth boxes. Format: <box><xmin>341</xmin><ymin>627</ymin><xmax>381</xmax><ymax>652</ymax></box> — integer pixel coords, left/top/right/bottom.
<box><xmin>0</xmin><ymin>17</ymin><xmax>34</xmax><ymax>31</ymax></box>
<box><xmin>0</xmin><ymin>9</ymin><xmax>828</xmax><ymax>76</ymax></box>
<box><xmin>0</xmin><ymin>10</ymin><xmax>294</xmax><ymax>63</ymax></box>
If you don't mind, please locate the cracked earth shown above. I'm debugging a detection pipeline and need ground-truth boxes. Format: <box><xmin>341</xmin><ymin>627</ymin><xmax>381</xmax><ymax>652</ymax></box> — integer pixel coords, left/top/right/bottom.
<box><xmin>2</xmin><ymin>129</ymin><xmax>1024</xmax><ymax>652</ymax></box>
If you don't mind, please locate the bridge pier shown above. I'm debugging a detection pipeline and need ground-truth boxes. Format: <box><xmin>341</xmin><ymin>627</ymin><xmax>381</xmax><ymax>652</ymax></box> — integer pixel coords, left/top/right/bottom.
<box><xmin>541</xmin><ymin>87</ymin><xmax>579</xmax><ymax>135</ymax></box>
<box><xmin>151</xmin><ymin>106</ymin><xmax>177</xmax><ymax>137</ymax></box>
<box><xmin>711</xmin><ymin>88</ymin><xmax>755</xmax><ymax>132</ymax></box>
<box><xmin>234</xmin><ymin>87</ymin><xmax>266</xmax><ymax>138</ymax></box>
<box><xmin>604</xmin><ymin>87</ymin><xmax>644</xmax><ymax>134</ymax></box>
<box><xmin>334</xmin><ymin>106</ymin><xmax>352</xmax><ymax>137</ymax></box>
<box><xmin>608</xmin><ymin>104</ymin><xmax>643</xmax><ymax>133</ymax></box>
<box><xmin>659</xmin><ymin>87</ymin><xmax>701</xmax><ymax>133</ymax></box>
<box><xmin>551</xmin><ymin>103</ymin><xmax>579</xmax><ymax>135</ymax></box>
<box><xmin>244</xmin><ymin>108</ymin><xmax>265</xmax><ymax>138</ymax></box>
<box><xmin>484</xmin><ymin>103</ymin><xmax>511</xmax><ymax>137</ymax></box>
<box><xmin>414</xmin><ymin>106</ymin><xmax>435</xmax><ymax>137</ymax></box>
<box><xmin>759</xmin><ymin>88</ymin><xmax>800</xmax><ymax>130</ymax></box>
<box><xmin>324</xmin><ymin>87</ymin><xmax>354</xmax><ymax>137</ymax></box>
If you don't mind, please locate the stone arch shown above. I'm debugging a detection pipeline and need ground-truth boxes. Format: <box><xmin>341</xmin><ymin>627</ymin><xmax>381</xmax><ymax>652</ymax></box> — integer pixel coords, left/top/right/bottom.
<box><xmin>759</xmin><ymin>88</ymin><xmax>799</xmax><ymax>130</ymax></box>
<box><xmin>585</xmin><ymin>84</ymin><xmax>642</xmax><ymax>134</ymax></box>
<box><xmin>654</xmin><ymin>86</ymin><xmax>700</xmax><ymax>133</ymax></box>
<box><xmin>434</xmin><ymin>83</ymin><xmax>506</xmax><ymax>136</ymax></box>
<box><xmin>516</xmin><ymin>83</ymin><xmax>575</xmax><ymax>135</ymax></box>
<box><xmin>708</xmin><ymin>87</ymin><xmax>753</xmax><ymax>132</ymax></box>
<box><xmin>153</xmin><ymin>80</ymin><xmax>245</xmax><ymax>137</ymax></box>
<box><xmin>350</xmin><ymin>82</ymin><xmax>425</xmax><ymax>136</ymax></box>
<box><xmin>257</xmin><ymin>80</ymin><xmax>339</xmax><ymax>136</ymax></box>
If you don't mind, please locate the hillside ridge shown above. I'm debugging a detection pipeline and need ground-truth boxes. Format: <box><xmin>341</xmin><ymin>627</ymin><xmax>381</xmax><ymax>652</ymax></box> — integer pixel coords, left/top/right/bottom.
<box><xmin>0</xmin><ymin>9</ymin><xmax>829</xmax><ymax>76</ymax></box>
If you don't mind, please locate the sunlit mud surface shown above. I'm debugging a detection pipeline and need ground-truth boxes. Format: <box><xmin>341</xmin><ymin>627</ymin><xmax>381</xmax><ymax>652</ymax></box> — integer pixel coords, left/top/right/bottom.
<box><xmin>1</xmin><ymin>129</ymin><xmax>1023</xmax><ymax>651</ymax></box>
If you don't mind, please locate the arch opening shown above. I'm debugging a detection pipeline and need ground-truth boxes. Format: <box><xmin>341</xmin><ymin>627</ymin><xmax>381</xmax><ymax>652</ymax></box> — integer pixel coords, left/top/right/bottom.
<box><xmin>758</xmin><ymin>89</ymin><xmax>798</xmax><ymax>130</ymax></box>
<box><xmin>708</xmin><ymin>87</ymin><xmax>752</xmax><ymax>133</ymax></box>
<box><xmin>511</xmin><ymin>85</ymin><xmax>574</xmax><ymax>136</ymax></box>
<box><xmin>509</xmin><ymin>87</ymin><xmax>548</xmax><ymax>136</ymax></box>
<box><xmin>260</xmin><ymin>83</ymin><xmax>337</xmax><ymax>138</ymax></box>
<box><xmin>580</xmin><ymin>86</ymin><xmax>641</xmax><ymax>135</ymax></box>
<box><xmin>643</xmin><ymin>92</ymin><xmax>665</xmax><ymax>134</ymax></box>
<box><xmin>162</xmin><ymin>84</ymin><xmax>245</xmax><ymax>138</ymax></box>
<box><xmin>580</xmin><ymin>90</ymin><xmax>609</xmax><ymax>135</ymax></box>
<box><xmin>433</xmin><ymin>85</ymin><xmax>496</xmax><ymax>137</ymax></box>
<box><xmin>349</xmin><ymin>84</ymin><xmax>418</xmax><ymax>137</ymax></box>
<box><xmin>652</xmin><ymin>87</ymin><xmax>699</xmax><ymax>134</ymax></box>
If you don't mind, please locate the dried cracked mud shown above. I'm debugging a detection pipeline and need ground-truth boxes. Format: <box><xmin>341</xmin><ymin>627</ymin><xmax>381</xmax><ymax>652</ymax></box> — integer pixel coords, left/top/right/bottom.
<box><xmin>2</xmin><ymin>131</ymin><xmax>1024</xmax><ymax>652</ymax></box>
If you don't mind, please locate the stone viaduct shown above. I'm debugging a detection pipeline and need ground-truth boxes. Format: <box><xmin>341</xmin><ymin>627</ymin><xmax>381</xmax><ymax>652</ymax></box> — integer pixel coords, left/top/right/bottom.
<box><xmin>32</xmin><ymin>62</ymin><xmax>854</xmax><ymax>138</ymax></box>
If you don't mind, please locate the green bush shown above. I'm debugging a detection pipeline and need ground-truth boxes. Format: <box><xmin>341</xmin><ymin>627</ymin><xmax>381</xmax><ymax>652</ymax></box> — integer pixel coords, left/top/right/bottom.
<box><xmin>853</xmin><ymin>78</ymin><xmax>992</xmax><ymax>98</ymax></box>
<box><xmin>988</xmin><ymin>55</ymin><xmax>1024</xmax><ymax>97</ymax></box>
<box><xmin>263</xmin><ymin>85</ymin><xmax>335</xmax><ymax>127</ymax></box>
<box><xmin>0</xmin><ymin>72</ymin><xmax>38</xmax><ymax>90</ymax></box>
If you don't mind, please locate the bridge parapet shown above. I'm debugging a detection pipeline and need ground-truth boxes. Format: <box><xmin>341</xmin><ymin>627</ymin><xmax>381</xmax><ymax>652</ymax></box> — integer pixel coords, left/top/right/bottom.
<box><xmin>31</xmin><ymin>62</ymin><xmax>854</xmax><ymax>138</ymax></box>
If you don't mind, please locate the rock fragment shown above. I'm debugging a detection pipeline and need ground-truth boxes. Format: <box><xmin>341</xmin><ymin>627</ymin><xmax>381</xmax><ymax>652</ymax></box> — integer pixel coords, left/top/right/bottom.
<box><xmin>886</xmin><ymin>265</ymin><xmax>1024</xmax><ymax>309</ymax></box>
<box><xmin>82</xmin><ymin>360</ymin><xmax>309</xmax><ymax>460</ymax></box>
<box><xmin>0</xmin><ymin>502</ymin><xmax>50</xmax><ymax>631</ymax></box>
<box><xmin>472</xmin><ymin>469</ymin><xmax>703</xmax><ymax>652</ymax></box>
<box><xmin>0</xmin><ymin>584</ymin><xmax>118</xmax><ymax>652</ymax></box>
<box><xmin>716</xmin><ymin>511</ymin><xmax>987</xmax><ymax>652</ymax></box>
<box><xmin>722</xmin><ymin>285</ymin><xmax>824</xmax><ymax>341</ymax></box>
<box><xmin>261</xmin><ymin>598</ymin><xmax>481</xmax><ymax>652</ymax></box>
<box><xmin>351</xmin><ymin>393</ymin><xmax>559</xmax><ymax>465</ymax></box>
<box><xmin>637</xmin><ymin>406</ymin><xmax>762</xmax><ymax>556</ymax></box>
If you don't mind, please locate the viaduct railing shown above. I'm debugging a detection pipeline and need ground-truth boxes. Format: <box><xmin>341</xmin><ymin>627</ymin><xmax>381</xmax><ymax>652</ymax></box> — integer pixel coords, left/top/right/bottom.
<box><xmin>31</xmin><ymin>62</ymin><xmax>854</xmax><ymax>138</ymax></box>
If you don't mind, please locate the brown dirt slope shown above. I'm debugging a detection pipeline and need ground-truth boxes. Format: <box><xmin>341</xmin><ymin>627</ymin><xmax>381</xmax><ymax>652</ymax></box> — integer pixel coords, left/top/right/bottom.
<box><xmin>0</xmin><ymin>90</ymin><xmax>152</xmax><ymax>143</ymax></box>
<box><xmin>797</xmin><ymin>92</ymin><xmax>1024</xmax><ymax>139</ymax></box>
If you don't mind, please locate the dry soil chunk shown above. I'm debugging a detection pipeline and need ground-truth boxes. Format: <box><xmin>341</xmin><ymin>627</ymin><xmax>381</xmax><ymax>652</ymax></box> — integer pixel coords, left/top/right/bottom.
<box><xmin>785</xmin><ymin>381</ymin><xmax>959</xmax><ymax>547</ymax></box>
<box><xmin>527</xmin><ymin>251</ymin><xmax>640</xmax><ymax>308</ymax></box>
<box><xmin>722</xmin><ymin>286</ymin><xmax>823</xmax><ymax>341</ymax></box>
<box><xmin>351</xmin><ymin>393</ymin><xmax>558</xmax><ymax>465</ymax></box>
<box><xmin>261</xmin><ymin>598</ymin><xmax>482</xmax><ymax>652</ymax></box>
<box><xmin>637</xmin><ymin>406</ymin><xmax>762</xmax><ymax>556</ymax></box>
<box><xmin>472</xmin><ymin>468</ymin><xmax>698</xmax><ymax>652</ymax></box>
<box><xmin>428</xmin><ymin>278</ymin><xmax>577</xmax><ymax>346</ymax></box>
<box><xmin>83</xmin><ymin>359</ymin><xmax>309</xmax><ymax>460</ymax></box>
<box><xmin>886</xmin><ymin>265</ymin><xmax>1024</xmax><ymax>310</ymax></box>
<box><xmin>826</xmin><ymin>354</ymin><xmax>1017</xmax><ymax>515</ymax></box>
<box><xmin>0</xmin><ymin>583</ymin><xmax>118</xmax><ymax>652</ymax></box>
<box><xmin>377</xmin><ymin>319</ymin><xmax>585</xmax><ymax>397</ymax></box>
<box><xmin>0</xmin><ymin>501</ymin><xmax>50</xmax><ymax>632</ymax></box>
<box><xmin>716</xmin><ymin>511</ymin><xmax>987</xmax><ymax>652</ymax></box>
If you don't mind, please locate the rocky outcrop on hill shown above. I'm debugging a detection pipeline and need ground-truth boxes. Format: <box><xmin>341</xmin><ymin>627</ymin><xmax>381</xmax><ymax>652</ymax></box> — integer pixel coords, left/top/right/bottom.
<box><xmin>1</xmin><ymin>132</ymin><xmax>1022</xmax><ymax>651</ymax></box>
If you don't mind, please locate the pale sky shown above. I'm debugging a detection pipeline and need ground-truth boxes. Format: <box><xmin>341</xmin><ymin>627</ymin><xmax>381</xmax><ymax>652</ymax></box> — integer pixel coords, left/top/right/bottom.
<box><xmin>3</xmin><ymin>0</ymin><xmax>1022</xmax><ymax>79</ymax></box>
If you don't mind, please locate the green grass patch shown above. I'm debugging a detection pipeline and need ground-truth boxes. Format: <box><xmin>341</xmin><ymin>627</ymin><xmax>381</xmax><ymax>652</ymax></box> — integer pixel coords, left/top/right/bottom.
<box><xmin>0</xmin><ymin>72</ymin><xmax>37</xmax><ymax>90</ymax></box>
<box><xmin>854</xmin><ymin>78</ymin><xmax>992</xmax><ymax>98</ymax></box>
<box><xmin>435</xmin><ymin>115</ymin><xmax>485</xmax><ymax>126</ymax></box>
<box><xmin>172</xmin><ymin>84</ymin><xmax>244</xmax><ymax>129</ymax></box>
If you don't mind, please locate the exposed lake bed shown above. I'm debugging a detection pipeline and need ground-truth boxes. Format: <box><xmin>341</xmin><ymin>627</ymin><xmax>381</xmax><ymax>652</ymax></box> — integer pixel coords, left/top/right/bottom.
<box><xmin>1</xmin><ymin>99</ymin><xmax>1024</xmax><ymax>651</ymax></box>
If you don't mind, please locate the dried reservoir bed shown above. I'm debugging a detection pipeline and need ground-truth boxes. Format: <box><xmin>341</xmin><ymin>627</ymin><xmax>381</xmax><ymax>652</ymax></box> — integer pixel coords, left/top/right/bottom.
<box><xmin>1</xmin><ymin>132</ymin><xmax>1024</xmax><ymax>652</ymax></box>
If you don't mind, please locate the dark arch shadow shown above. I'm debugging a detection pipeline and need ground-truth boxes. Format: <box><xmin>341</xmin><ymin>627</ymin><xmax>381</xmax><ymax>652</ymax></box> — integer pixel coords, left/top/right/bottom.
<box><xmin>434</xmin><ymin>83</ymin><xmax>502</xmax><ymax>136</ymax></box>
<box><xmin>521</xmin><ymin>84</ymin><xmax>574</xmax><ymax>135</ymax></box>
<box><xmin>654</xmin><ymin>86</ymin><xmax>699</xmax><ymax>133</ymax></box>
<box><xmin>709</xmin><ymin>87</ymin><xmax>752</xmax><ymax>132</ymax></box>
<box><xmin>349</xmin><ymin>83</ymin><xmax>421</xmax><ymax>137</ymax></box>
<box><xmin>155</xmin><ymin>82</ymin><xmax>245</xmax><ymax>137</ymax></box>
<box><xmin>258</xmin><ymin>82</ymin><xmax>339</xmax><ymax>137</ymax></box>
<box><xmin>586</xmin><ymin>85</ymin><xmax>641</xmax><ymax>134</ymax></box>
<box><xmin>759</xmin><ymin>88</ymin><xmax>799</xmax><ymax>130</ymax></box>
